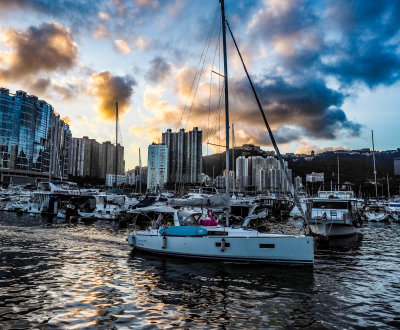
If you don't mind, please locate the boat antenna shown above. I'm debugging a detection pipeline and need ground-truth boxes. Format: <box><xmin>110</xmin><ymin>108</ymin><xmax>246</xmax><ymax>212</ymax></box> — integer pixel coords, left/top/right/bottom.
<box><xmin>225</xmin><ymin>19</ymin><xmax>307</xmax><ymax>222</ymax></box>
<box><xmin>220</xmin><ymin>0</ymin><xmax>230</xmax><ymax>226</ymax></box>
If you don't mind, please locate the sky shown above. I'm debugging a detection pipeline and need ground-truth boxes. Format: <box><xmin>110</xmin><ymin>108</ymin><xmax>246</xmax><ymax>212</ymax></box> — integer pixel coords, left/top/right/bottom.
<box><xmin>0</xmin><ymin>0</ymin><xmax>399</xmax><ymax>170</ymax></box>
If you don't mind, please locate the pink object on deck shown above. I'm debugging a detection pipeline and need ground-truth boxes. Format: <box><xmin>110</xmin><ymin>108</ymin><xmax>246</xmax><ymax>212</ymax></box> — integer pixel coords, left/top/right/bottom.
<box><xmin>200</xmin><ymin>210</ymin><xmax>218</xmax><ymax>226</ymax></box>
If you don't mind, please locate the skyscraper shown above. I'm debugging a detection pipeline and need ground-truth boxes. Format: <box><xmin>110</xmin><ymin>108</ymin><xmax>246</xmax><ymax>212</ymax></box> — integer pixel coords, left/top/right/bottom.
<box><xmin>147</xmin><ymin>143</ymin><xmax>168</xmax><ymax>190</ymax></box>
<box><xmin>69</xmin><ymin>138</ymin><xmax>124</xmax><ymax>179</ymax></box>
<box><xmin>0</xmin><ymin>88</ymin><xmax>71</xmax><ymax>182</ymax></box>
<box><xmin>162</xmin><ymin>127</ymin><xmax>202</xmax><ymax>184</ymax></box>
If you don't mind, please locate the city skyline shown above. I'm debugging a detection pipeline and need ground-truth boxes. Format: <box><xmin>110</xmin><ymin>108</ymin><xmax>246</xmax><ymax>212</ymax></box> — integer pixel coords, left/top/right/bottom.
<box><xmin>0</xmin><ymin>1</ymin><xmax>399</xmax><ymax>169</ymax></box>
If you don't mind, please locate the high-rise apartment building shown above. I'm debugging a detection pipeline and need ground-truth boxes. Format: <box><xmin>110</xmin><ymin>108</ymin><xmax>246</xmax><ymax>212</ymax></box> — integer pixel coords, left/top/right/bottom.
<box><xmin>162</xmin><ymin>127</ymin><xmax>202</xmax><ymax>184</ymax></box>
<box><xmin>68</xmin><ymin>138</ymin><xmax>124</xmax><ymax>179</ymax></box>
<box><xmin>236</xmin><ymin>156</ymin><xmax>248</xmax><ymax>189</ymax></box>
<box><xmin>0</xmin><ymin>88</ymin><xmax>71</xmax><ymax>183</ymax></box>
<box><xmin>235</xmin><ymin>153</ymin><xmax>293</xmax><ymax>193</ymax></box>
<box><xmin>147</xmin><ymin>143</ymin><xmax>168</xmax><ymax>190</ymax></box>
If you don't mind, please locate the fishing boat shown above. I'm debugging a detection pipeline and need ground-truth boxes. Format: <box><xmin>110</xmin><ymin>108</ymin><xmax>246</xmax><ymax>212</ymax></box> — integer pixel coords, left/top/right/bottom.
<box><xmin>306</xmin><ymin>190</ymin><xmax>359</xmax><ymax>237</ymax></box>
<box><xmin>127</xmin><ymin>0</ymin><xmax>313</xmax><ymax>265</ymax></box>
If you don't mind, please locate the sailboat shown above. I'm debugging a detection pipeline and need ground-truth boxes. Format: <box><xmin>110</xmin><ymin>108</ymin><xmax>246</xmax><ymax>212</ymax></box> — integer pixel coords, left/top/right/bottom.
<box><xmin>127</xmin><ymin>0</ymin><xmax>314</xmax><ymax>264</ymax></box>
<box><xmin>364</xmin><ymin>130</ymin><xmax>389</xmax><ymax>222</ymax></box>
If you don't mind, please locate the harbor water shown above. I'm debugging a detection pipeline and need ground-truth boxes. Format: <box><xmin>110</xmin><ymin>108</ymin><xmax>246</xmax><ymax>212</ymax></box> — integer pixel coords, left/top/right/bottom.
<box><xmin>1</xmin><ymin>213</ymin><xmax>399</xmax><ymax>329</ymax></box>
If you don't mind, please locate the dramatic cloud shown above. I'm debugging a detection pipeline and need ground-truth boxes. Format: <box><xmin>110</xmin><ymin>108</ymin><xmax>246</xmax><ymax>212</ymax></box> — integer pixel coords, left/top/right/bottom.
<box><xmin>228</xmin><ymin>77</ymin><xmax>362</xmax><ymax>139</ymax></box>
<box><xmin>139</xmin><ymin>63</ymin><xmax>362</xmax><ymax>148</ymax></box>
<box><xmin>0</xmin><ymin>22</ymin><xmax>77</xmax><ymax>80</ymax></box>
<box><xmin>89</xmin><ymin>71</ymin><xmax>136</xmax><ymax>120</ymax></box>
<box><xmin>146</xmin><ymin>57</ymin><xmax>171</xmax><ymax>83</ymax></box>
<box><xmin>248</xmin><ymin>0</ymin><xmax>400</xmax><ymax>88</ymax></box>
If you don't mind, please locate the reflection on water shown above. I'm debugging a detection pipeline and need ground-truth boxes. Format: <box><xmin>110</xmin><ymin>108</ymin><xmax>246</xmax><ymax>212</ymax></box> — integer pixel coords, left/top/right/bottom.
<box><xmin>1</xmin><ymin>213</ymin><xmax>400</xmax><ymax>328</ymax></box>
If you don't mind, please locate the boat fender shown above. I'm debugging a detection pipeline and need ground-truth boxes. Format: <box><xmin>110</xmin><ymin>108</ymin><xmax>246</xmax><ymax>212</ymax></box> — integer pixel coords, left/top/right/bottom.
<box><xmin>162</xmin><ymin>234</ymin><xmax>167</xmax><ymax>249</ymax></box>
<box><xmin>221</xmin><ymin>238</ymin><xmax>226</xmax><ymax>252</ymax></box>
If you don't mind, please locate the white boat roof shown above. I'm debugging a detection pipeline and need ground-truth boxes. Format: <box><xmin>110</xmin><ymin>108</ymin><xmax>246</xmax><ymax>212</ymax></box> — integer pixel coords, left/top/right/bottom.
<box><xmin>131</xmin><ymin>205</ymin><xmax>177</xmax><ymax>214</ymax></box>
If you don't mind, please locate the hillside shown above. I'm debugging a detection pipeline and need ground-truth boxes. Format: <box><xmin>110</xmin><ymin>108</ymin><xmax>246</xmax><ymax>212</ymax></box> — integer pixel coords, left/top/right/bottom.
<box><xmin>202</xmin><ymin>147</ymin><xmax>400</xmax><ymax>197</ymax></box>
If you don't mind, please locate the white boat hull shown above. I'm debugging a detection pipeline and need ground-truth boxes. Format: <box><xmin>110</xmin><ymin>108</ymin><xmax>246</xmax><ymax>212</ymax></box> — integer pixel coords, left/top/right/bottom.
<box><xmin>308</xmin><ymin>221</ymin><xmax>357</xmax><ymax>237</ymax></box>
<box><xmin>128</xmin><ymin>230</ymin><xmax>314</xmax><ymax>264</ymax></box>
<box><xmin>365</xmin><ymin>212</ymin><xmax>389</xmax><ymax>222</ymax></box>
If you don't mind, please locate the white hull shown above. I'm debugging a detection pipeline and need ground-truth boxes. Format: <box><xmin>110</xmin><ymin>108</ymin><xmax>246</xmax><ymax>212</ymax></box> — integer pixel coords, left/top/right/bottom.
<box><xmin>94</xmin><ymin>211</ymin><xmax>119</xmax><ymax>220</ymax></box>
<box><xmin>365</xmin><ymin>212</ymin><xmax>389</xmax><ymax>222</ymax></box>
<box><xmin>78</xmin><ymin>211</ymin><xmax>95</xmax><ymax>218</ymax></box>
<box><xmin>308</xmin><ymin>221</ymin><xmax>357</xmax><ymax>237</ymax></box>
<box><xmin>128</xmin><ymin>229</ymin><xmax>314</xmax><ymax>264</ymax></box>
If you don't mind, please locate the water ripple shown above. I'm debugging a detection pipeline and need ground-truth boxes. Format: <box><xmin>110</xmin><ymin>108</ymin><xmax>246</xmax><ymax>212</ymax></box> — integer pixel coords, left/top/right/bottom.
<box><xmin>1</xmin><ymin>214</ymin><xmax>399</xmax><ymax>328</ymax></box>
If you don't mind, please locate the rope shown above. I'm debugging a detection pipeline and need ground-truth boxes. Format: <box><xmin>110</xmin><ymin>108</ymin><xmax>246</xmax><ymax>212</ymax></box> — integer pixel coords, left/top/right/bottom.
<box><xmin>177</xmin><ymin>5</ymin><xmax>219</xmax><ymax>131</ymax></box>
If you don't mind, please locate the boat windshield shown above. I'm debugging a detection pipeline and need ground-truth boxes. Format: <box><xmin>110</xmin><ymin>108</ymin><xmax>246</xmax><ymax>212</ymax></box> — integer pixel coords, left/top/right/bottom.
<box><xmin>178</xmin><ymin>210</ymin><xmax>202</xmax><ymax>226</ymax></box>
<box><xmin>312</xmin><ymin>201</ymin><xmax>350</xmax><ymax>210</ymax></box>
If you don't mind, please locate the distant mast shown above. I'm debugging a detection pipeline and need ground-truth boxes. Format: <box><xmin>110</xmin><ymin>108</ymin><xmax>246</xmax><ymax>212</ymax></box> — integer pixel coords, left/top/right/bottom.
<box><xmin>115</xmin><ymin>101</ymin><xmax>118</xmax><ymax>188</ymax></box>
<box><xmin>220</xmin><ymin>0</ymin><xmax>230</xmax><ymax>227</ymax></box>
<box><xmin>371</xmin><ymin>130</ymin><xmax>378</xmax><ymax>199</ymax></box>
<box><xmin>139</xmin><ymin>147</ymin><xmax>142</xmax><ymax>194</ymax></box>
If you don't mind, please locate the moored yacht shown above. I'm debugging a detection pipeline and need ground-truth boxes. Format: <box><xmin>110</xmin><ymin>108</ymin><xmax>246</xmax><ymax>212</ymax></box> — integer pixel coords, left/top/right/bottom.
<box><xmin>306</xmin><ymin>190</ymin><xmax>359</xmax><ymax>237</ymax></box>
<box><xmin>128</xmin><ymin>207</ymin><xmax>313</xmax><ymax>264</ymax></box>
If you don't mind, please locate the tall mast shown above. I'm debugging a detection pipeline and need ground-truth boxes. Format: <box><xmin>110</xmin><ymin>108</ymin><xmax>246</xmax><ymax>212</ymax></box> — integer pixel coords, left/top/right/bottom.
<box><xmin>139</xmin><ymin>147</ymin><xmax>142</xmax><ymax>194</ymax></box>
<box><xmin>372</xmin><ymin>130</ymin><xmax>378</xmax><ymax>199</ymax></box>
<box><xmin>115</xmin><ymin>101</ymin><xmax>118</xmax><ymax>188</ymax></box>
<box><xmin>220</xmin><ymin>0</ymin><xmax>230</xmax><ymax>226</ymax></box>
<box><xmin>49</xmin><ymin>121</ymin><xmax>52</xmax><ymax>181</ymax></box>
<box><xmin>337</xmin><ymin>157</ymin><xmax>339</xmax><ymax>187</ymax></box>
<box><xmin>387</xmin><ymin>172</ymin><xmax>390</xmax><ymax>200</ymax></box>
<box><xmin>232</xmin><ymin>122</ymin><xmax>235</xmax><ymax>191</ymax></box>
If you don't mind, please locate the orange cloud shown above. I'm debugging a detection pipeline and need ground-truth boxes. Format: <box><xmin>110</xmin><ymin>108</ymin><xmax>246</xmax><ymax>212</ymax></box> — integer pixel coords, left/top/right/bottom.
<box><xmin>89</xmin><ymin>71</ymin><xmax>136</xmax><ymax>121</ymax></box>
<box><xmin>61</xmin><ymin>116</ymin><xmax>71</xmax><ymax>125</ymax></box>
<box><xmin>0</xmin><ymin>23</ymin><xmax>77</xmax><ymax>80</ymax></box>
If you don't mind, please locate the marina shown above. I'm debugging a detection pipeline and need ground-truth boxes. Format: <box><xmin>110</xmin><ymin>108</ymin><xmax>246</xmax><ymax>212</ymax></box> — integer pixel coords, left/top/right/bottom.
<box><xmin>1</xmin><ymin>212</ymin><xmax>400</xmax><ymax>328</ymax></box>
<box><xmin>0</xmin><ymin>0</ymin><xmax>400</xmax><ymax>328</ymax></box>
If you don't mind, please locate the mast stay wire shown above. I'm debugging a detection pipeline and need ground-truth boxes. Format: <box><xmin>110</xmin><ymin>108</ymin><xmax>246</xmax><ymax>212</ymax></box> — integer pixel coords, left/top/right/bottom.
<box><xmin>207</xmin><ymin>26</ymin><xmax>222</xmax><ymax>156</ymax></box>
<box><xmin>184</xmin><ymin>7</ymin><xmax>220</xmax><ymax>131</ymax></box>
<box><xmin>177</xmin><ymin>5</ymin><xmax>219</xmax><ymax>131</ymax></box>
<box><xmin>225</xmin><ymin>18</ymin><xmax>308</xmax><ymax>231</ymax></box>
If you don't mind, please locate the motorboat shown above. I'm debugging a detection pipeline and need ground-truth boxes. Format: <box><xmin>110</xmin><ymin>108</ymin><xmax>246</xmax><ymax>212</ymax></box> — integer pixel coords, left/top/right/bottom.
<box><xmin>364</xmin><ymin>203</ymin><xmax>389</xmax><ymax>222</ymax></box>
<box><xmin>94</xmin><ymin>194</ymin><xmax>138</xmax><ymax>220</ymax></box>
<box><xmin>306</xmin><ymin>190</ymin><xmax>359</xmax><ymax>237</ymax></box>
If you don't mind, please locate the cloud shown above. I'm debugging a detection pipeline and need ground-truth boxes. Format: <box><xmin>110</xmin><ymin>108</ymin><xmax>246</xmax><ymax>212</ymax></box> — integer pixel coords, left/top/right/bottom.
<box><xmin>114</xmin><ymin>39</ymin><xmax>131</xmax><ymax>54</ymax></box>
<box><xmin>138</xmin><ymin>63</ymin><xmax>362</xmax><ymax>148</ymax></box>
<box><xmin>135</xmin><ymin>0</ymin><xmax>159</xmax><ymax>8</ymax></box>
<box><xmin>146</xmin><ymin>57</ymin><xmax>171</xmax><ymax>83</ymax></box>
<box><xmin>89</xmin><ymin>71</ymin><xmax>137</xmax><ymax>120</ymax></box>
<box><xmin>247</xmin><ymin>0</ymin><xmax>400</xmax><ymax>88</ymax></box>
<box><xmin>28</xmin><ymin>78</ymin><xmax>51</xmax><ymax>94</ymax></box>
<box><xmin>61</xmin><ymin>116</ymin><xmax>71</xmax><ymax>125</ymax></box>
<box><xmin>134</xmin><ymin>36</ymin><xmax>151</xmax><ymax>50</ymax></box>
<box><xmin>26</xmin><ymin>77</ymin><xmax>82</xmax><ymax>100</ymax></box>
<box><xmin>0</xmin><ymin>22</ymin><xmax>77</xmax><ymax>80</ymax></box>
<box><xmin>92</xmin><ymin>24</ymin><xmax>110</xmax><ymax>39</ymax></box>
